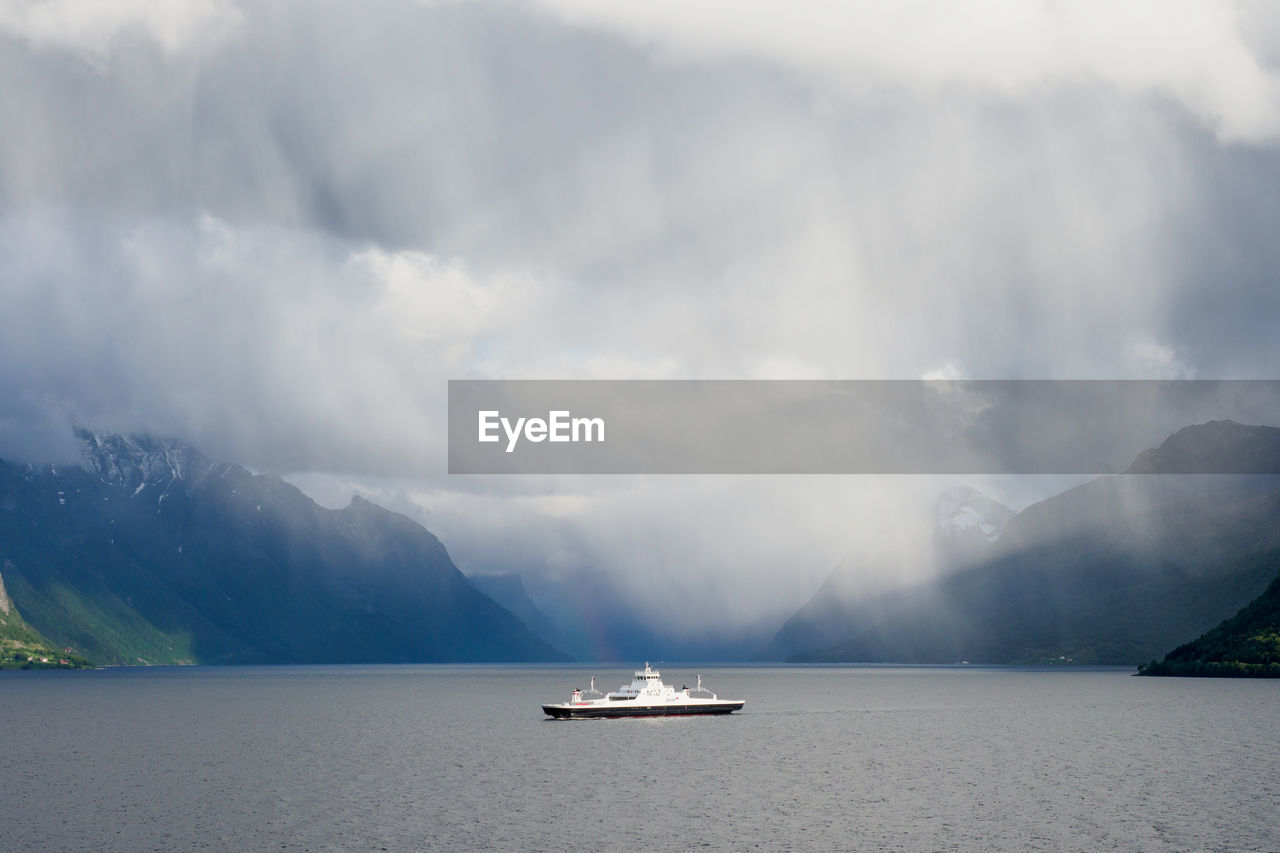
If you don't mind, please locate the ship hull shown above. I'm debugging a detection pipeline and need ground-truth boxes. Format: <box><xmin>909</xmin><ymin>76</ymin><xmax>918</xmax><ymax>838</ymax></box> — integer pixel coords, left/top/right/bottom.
<box><xmin>541</xmin><ymin>700</ymin><xmax>744</xmax><ymax>720</ymax></box>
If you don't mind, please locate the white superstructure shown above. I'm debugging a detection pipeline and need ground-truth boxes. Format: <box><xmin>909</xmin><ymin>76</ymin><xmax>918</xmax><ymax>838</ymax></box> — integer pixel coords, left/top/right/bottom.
<box><xmin>543</xmin><ymin>663</ymin><xmax>744</xmax><ymax>719</ymax></box>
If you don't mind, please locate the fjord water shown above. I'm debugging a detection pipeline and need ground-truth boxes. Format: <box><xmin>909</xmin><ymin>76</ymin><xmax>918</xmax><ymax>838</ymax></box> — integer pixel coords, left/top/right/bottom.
<box><xmin>2</xmin><ymin>667</ymin><xmax>1275</xmax><ymax>851</ymax></box>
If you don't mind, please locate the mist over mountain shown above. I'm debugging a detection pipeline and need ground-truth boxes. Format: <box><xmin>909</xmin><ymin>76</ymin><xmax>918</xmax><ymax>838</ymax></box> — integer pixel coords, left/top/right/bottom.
<box><xmin>756</xmin><ymin>486</ymin><xmax>1014</xmax><ymax>661</ymax></box>
<box><xmin>764</xmin><ymin>421</ymin><xmax>1280</xmax><ymax>665</ymax></box>
<box><xmin>0</xmin><ymin>431</ymin><xmax>567</xmax><ymax>665</ymax></box>
<box><xmin>933</xmin><ymin>486</ymin><xmax>1016</xmax><ymax>566</ymax></box>
<box><xmin>5</xmin><ymin>420</ymin><xmax>1277</xmax><ymax>668</ymax></box>
<box><xmin>512</xmin><ymin>569</ymin><xmax>770</xmax><ymax>663</ymax></box>
<box><xmin>468</xmin><ymin>572</ymin><xmax>568</xmax><ymax>658</ymax></box>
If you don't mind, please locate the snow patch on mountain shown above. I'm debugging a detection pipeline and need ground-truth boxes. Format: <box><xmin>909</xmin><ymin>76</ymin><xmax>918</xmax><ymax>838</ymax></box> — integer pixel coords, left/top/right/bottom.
<box><xmin>935</xmin><ymin>485</ymin><xmax>1015</xmax><ymax>550</ymax></box>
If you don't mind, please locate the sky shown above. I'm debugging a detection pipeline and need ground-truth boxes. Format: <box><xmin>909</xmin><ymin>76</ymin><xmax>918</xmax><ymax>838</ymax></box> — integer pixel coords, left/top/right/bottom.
<box><xmin>2</xmin><ymin>0</ymin><xmax>1280</xmax><ymax>653</ymax></box>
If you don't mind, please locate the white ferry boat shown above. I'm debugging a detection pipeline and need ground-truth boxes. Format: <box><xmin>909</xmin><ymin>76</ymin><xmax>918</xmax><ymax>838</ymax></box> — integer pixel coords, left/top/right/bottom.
<box><xmin>541</xmin><ymin>663</ymin><xmax>744</xmax><ymax>719</ymax></box>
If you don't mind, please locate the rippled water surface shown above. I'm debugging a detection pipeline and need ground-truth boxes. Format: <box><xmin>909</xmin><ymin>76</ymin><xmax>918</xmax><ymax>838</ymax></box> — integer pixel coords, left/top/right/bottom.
<box><xmin>2</xmin><ymin>665</ymin><xmax>1277</xmax><ymax>851</ymax></box>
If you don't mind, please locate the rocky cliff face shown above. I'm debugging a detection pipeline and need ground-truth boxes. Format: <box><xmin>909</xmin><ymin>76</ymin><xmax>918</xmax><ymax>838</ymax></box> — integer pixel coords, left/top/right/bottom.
<box><xmin>78</xmin><ymin>430</ymin><xmax>209</xmax><ymax>493</ymax></box>
<box><xmin>0</xmin><ymin>562</ymin><xmax>12</xmax><ymax>615</ymax></box>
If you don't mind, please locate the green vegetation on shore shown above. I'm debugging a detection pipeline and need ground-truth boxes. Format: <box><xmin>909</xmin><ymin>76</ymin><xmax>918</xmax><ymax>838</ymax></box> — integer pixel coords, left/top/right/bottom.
<box><xmin>1</xmin><ymin>648</ymin><xmax>95</xmax><ymax>670</ymax></box>
<box><xmin>1138</xmin><ymin>568</ymin><xmax>1280</xmax><ymax>678</ymax></box>
<box><xmin>0</xmin><ymin>591</ymin><xmax>94</xmax><ymax>669</ymax></box>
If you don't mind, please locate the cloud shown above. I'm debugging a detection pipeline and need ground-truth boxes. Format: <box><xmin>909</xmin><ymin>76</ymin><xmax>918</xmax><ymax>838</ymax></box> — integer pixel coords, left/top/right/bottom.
<box><xmin>1126</xmin><ymin>336</ymin><xmax>1193</xmax><ymax>379</ymax></box>
<box><xmin>921</xmin><ymin>362</ymin><xmax>968</xmax><ymax>382</ymax></box>
<box><xmin>0</xmin><ymin>0</ymin><xmax>241</xmax><ymax>60</ymax></box>
<box><xmin>2</xmin><ymin>1</ymin><xmax>1280</xmax><ymax>649</ymax></box>
<box><xmin>530</xmin><ymin>0</ymin><xmax>1280</xmax><ymax>143</ymax></box>
<box><xmin>0</xmin><ymin>213</ymin><xmax>544</xmax><ymax>472</ymax></box>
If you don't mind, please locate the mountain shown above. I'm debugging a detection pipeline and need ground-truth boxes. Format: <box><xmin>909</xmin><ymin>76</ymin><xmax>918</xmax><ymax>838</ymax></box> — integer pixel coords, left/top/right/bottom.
<box><xmin>1125</xmin><ymin>420</ymin><xmax>1280</xmax><ymax>474</ymax></box>
<box><xmin>0</xmin><ymin>431</ymin><xmax>568</xmax><ymax>665</ymax></box>
<box><xmin>755</xmin><ymin>486</ymin><xmax>1014</xmax><ymax>661</ymax></box>
<box><xmin>764</xmin><ymin>421</ymin><xmax>1280</xmax><ymax>665</ymax></box>
<box><xmin>1138</xmin><ymin>570</ymin><xmax>1280</xmax><ymax>677</ymax></box>
<box><xmin>468</xmin><ymin>572</ymin><xmax>568</xmax><ymax>658</ymax></box>
<box><xmin>933</xmin><ymin>485</ymin><xmax>1016</xmax><ymax>565</ymax></box>
<box><xmin>0</xmin><ymin>563</ymin><xmax>90</xmax><ymax>668</ymax></box>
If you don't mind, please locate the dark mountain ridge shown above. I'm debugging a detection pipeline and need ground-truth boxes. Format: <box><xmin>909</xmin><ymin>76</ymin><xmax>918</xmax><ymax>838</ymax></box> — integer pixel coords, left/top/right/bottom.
<box><xmin>1125</xmin><ymin>420</ymin><xmax>1280</xmax><ymax>474</ymax></box>
<box><xmin>0</xmin><ymin>431</ymin><xmax>567</xmax><ymax>664</ymax></box>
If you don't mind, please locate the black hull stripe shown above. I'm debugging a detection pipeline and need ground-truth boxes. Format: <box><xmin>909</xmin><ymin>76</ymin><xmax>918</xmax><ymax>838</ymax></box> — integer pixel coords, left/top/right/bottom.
<box><xmin>541</xmin><ymin>702</ymin><xmax>744</xmax><ymax>719</ymax></box>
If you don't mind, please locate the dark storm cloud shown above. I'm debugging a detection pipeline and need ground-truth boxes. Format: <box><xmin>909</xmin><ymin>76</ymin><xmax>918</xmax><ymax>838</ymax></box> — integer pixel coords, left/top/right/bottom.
<box><xmin>3</xmin><ymin>0</ymin><xmax>1280</xmax><ymax>638</ymax></box>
